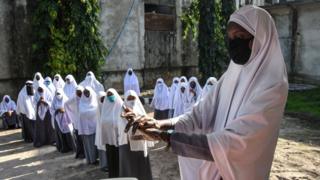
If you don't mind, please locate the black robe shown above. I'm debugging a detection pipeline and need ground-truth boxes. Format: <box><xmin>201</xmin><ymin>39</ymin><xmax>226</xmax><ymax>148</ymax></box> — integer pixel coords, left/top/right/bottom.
<box><xmin>2</xmin><ymin>111</ymin><xmax>19</xmax><ymax>129</ymax></box>
<box><xmin>54</xmin><ymin>111</ymin><xmax>75</xmax><ymax>153</ymax></box>
<box><xmin>33</xmin><ymin>103</ymin><xmax>52</xmax><ymax>147</ymax></box>
<box><xmin>73</xmin><ymin>129</ymin><xmax>85</xmax><ymax>159</ymax></box>
<box><xmin>20</xmin><ymin>114</ymin><xmax>34</xmax><ymax>143</ymax></box>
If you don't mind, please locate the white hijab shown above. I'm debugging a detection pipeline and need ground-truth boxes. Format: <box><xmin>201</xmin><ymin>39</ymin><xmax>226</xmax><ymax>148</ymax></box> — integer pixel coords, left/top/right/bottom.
<box><xmin>169</xmin><ymin>77</ymin><xmax>180</xmax><ymax>109</ymax></box>
<box><xmin>200</xmin><ymin>77</ymin><xmax>217</xmax><ymax>99</ymax></box>
<box><xmin>63</xmin><ymin>74</ymin><xmax>78</xmax><ymax>99</ymax></box>
<box><xmin>35</xmin><ymin>83</ymin><xmax>53</xmax><ymax>120</ymax></box>
<box><xmin>33</xmin><ymin>72</ymin><xmax>44</xmax><ymax>90</ymax></box>
<box><xmin>44</xmin><ymin>77</ymin><xmax>56</xmax><ymax>96</ymax></box>
<box><xmin>174</xmin><ymin>6</ymin><xmax>288</xmax><ymax>180</ymax></box>
<box><xmin>78</xmin><ymin>86</ymin><xmax>99</xmax><ymax>135</ymax></box>
<box><xmin>151</xmin><ymin>78</ymin><xmax>170</xmax><ymax>111</ymax></box>
<box><xmin>80</xmin><ymin>71</ymin><xmax>104</xmax><ymax>93</ymax></box>
<box><xmin>99</xmin><ymin>89</ymin><xmax>125</xmax><ymax>147</ymax></box>
<box><xmin>16</xmin><ymin>81</ymin><xmax>37</xmax><ymax>120</ymax></box>
<box><xmin>173</xmin><ymin>82</ymin><xmax>189</xmax><ymax>117</ymax></box>
<box><xmin>187</xmin><ymin>77</ymin><xmax>202</xmax><ymax>103</ymax></box>
<box><xmin>123</xmin><ymin>68</ymin><xmax>140</xmax><ymax>95</ymax></box>
<box><xmin>0</xmin><ymin>95</ymin><xmax>16</xmax><ymax>116</ymax></box>
<box><xmin>51</xmin><ymin>88</ymin><xmax>73</xmax><ymax>133</ymax></box>
<box><xmin>53</xmin><ymin>74</ymin><xmax>65</xmax><ymax>89</ymax></box>
<box><xmin>95</xmin><ymin>91</ymin><xmax>107</xmax><ymax>151</ymax></box>
<box><xmin>65</xmin><ymin>86</ymin><xmax>83</xmax><ymax>130</ymax></box>
<box><xmin>124</xmin><ymin>90</ymin><xmax>154</xmax><ymax>157</ymax></box>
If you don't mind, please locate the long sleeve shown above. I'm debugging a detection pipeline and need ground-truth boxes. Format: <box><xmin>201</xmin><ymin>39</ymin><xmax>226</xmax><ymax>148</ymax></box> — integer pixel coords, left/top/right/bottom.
<box><xmin>170</xmin><ymin>132</ymin><xmax>214</xmax><ymax>161</ymax></box>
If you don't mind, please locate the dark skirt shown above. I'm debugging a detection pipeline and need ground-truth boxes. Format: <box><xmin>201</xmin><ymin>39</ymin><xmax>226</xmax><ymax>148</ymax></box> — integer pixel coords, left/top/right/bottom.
<box><xmin>34</xmin><ymin>110</ymin><xmax>55</xmax><ymax>147</ymax></box>
<box><xmin>168</xmin><ymin>109</ymin><xmax>174</xmax><ymax>118</ymax></box>
<box><xmin>73</xmin><ymin>129</ymin><xmax>85</xmax><ymax>159</ymax></box>
<box><xmin>154</xmin><ymin>109</ymin><xmax>169</xmax><ymax>120</ymax></box>
<box><xmin>106</xmin><ymin>144</ymin><xmax>119</xmax><ymax>178</ymax></box>
<box><xmin>2</xmin><ymin>111</ymin><xmax>19</xmax><ymax>129</ymax></box>
<box><xmin>54</xmin><ymin>120</ymin><xmax>75</xmax><ymax>153</ymax></box>
<box><xmin>119</xmin><ymin>144</ymin><xmax>152</xmax><ymax>180</ymax></box>
<box><xmin>20</xmin><ymin>114</ymin><xmax>34</xmax><ymax>143</ymax></box>
<box><xmin>81</xmin><ymin>134</ymin><xmax>98</xmax><ymax>164</ymax></box>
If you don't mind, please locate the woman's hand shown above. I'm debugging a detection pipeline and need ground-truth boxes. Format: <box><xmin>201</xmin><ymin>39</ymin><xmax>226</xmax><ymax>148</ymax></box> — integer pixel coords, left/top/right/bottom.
<box><xmin>131</xmin><ymin>128</ymin><xmax>171</xmax><ymax>142</ymax></box>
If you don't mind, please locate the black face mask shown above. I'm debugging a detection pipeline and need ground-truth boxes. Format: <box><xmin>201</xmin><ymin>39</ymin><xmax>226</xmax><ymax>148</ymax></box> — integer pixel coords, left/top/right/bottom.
<box><xmin>26</xmin><ymin>85</ymin><xmax>34</xmax><ymax>96</ymax></box>
<box><xmin>35</xmin><ymin>75</ymin><xmax>40</xmax><ymax>81</ymax></box>
<box><xmin>190</xmin><ymin>81</ymin><xmax>196</xmax><ymax>89</ymax></box>
<box><xmin>228</xmin><ymin>37</ymin><xmax>253</xmax><ymax>65</ymax></box>
<box><xmin>5</xmin><ymin>98</ymin><xmax>9</xmax><ymax>103</ymax></box>
<box><xmin>128</xmin><ymin>71</ymin><xmax>133</xmax><ymax>76</ymax></box>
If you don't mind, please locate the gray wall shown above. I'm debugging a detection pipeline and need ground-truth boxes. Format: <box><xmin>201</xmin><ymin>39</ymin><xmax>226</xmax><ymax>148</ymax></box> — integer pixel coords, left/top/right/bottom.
<box><xmin>265</xmin><ymin>2</ymin><xmax>320</xmax><ymax>85</ymax></box>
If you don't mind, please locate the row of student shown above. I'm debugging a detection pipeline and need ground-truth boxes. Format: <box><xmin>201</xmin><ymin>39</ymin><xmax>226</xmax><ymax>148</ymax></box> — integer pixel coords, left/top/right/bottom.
<box><xmin>15</xmin><ymin>71</ymin><xmax>156</xmax><ymax>179</ymax></box>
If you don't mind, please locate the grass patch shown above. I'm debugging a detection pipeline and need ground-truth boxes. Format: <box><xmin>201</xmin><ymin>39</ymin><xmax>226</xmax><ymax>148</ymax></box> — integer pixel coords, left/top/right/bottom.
<box><xmin>286</xmin><ymin>87</ymin><xmax>320</xmax><ymax>117</ymax></box>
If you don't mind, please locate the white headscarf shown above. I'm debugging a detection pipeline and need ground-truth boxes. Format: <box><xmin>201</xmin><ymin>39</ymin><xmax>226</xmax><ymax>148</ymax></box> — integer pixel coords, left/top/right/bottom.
<box><xmin>99</xmin><ymin>89</ymin><xmax>125</xmax><ymax>147</ymax></box>
<box><xmin>65</xmin><ymin>86</ymin><xmax>83</xmax><ymax>130</ymax></box>
<box><xmin>173</xmin><ymin>82</ymin><xmax>189</xmax><ymax>117</ymax></box>
<box><xmin>35</xmin><ymin>83</ymin><xmax>53</xmax><ymax>121</ymax></box>
<box><xmin>63</xmin><ymin>74</ymin><xmax>78</xmax><ymax>99</ymax></box>
<box><xmin>174</xmin><ymin>6</ymin><xmax>288</xmax><ymax>180</ymax></box>
<box><xmin>179</xmin><ymin>76</ymin><xmax>187</xmax><ymax>84</ymax></box>
<box><xmin>124</xmin><ymin>90</ymin><xmax>154</xmax><ymax>157</ymax></box>
<box><xmin>151</xmin><ymin>78</ymin><xmax>170</xmax><ymax>111</ymax></box>
<box><xmin>187</xmin><ymin>76</ymin><xmax>202</xmax><ymax>102</ymax></box>
<box><xmin>124</xmin><ymin>68</ymin><xmax>140</xmax><ymax>96</ymax></box>
<box><xmin>201</xmin><ymin>77</ymin><xmax>217</xmax><ymax>97</ymax></box>
<box><xmin>169</xmin><ymin>77</ymin><xmax>180</xmax><ymax>109</ymax></box>
<box><xmin>0</xmin><ymin>95</ymin><xmax>16</xmax><ymax>116</ymax></box>
<box><xmin>16</xmin><ymin>81</ymin><xmax>37</xmax><ymax>120</ymax></box>
<box><xmin>78</xmin><ymin>86</ymin><xmax>99</xmax><ymax>135</ymax></box>
<box><xmin>33</xmin><ymin>72</ymin><xmax>44</xmax><ymax>90</ymax></box>
<box><xmin>80</xmin><ymin>71</ymin><xmax>104</xmax><ymax>93</ymax></box>
<box><xmin>95</xmin><ymin>91</ymin><xmax>107</xmax><ymax>151</ymax></box>
<box><xmin>51</xmin><ymin>88</ymin><xmax>73</xmax><ymax>133</ymax></box>
<box><xmin>44</xmin><ymin>77</ymin><xmax>56</xmax><ymax>96</ymax></box>
<box><xmin>53</xmin><ymin>74</ymin><xmax>65</xmax><ymax>89</ymax></box>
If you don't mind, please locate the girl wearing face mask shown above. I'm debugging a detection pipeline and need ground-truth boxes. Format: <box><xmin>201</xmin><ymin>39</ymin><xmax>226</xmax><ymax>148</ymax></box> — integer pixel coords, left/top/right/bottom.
<box><xmin>65</xmin><ymin>86</ymin><xmax>85</xmax><ymax>159</ymax></box>
<box><xmin>99</xmin><ymin>89</ymin><xmax>123</xmax><ymax>177</ymax></box>
<box><xmin>78</xmin><ymin>87</ymin><xmax>99</xmax><ymax>164</ymax></box>
<box><xmin>119</xmin><ymin>90</ymin><xmax>153</xmax><ymax>180</ymax></box>
<box><xmin>16</xmin><ymin>81</ymin><xmax>36</xmax><ymax>143</ymax></box>
<box><xmin>187</xmin><ymin>77</ymin><xmax>202</xmax><ymax>109</ymax></box>
<box><xmin>80</xmin><ymin>71</ymin><xmax>105</xmax><ymax>94</ymax></box>
<box><xmin>168</xmin><ymin>77</ymin><xmax>180</xmax><ymax>118</ymax></box>
<box><xmin>200</xmin><ymin>77</ymin><xmax>217</xmax><ymax>99</ymax></box>
<box><xmin>151</xmin><ymin>78</ymin><xmax>170</xmax><ymax>120</ymax></box>
<box><xmin>44</xmin><ymin>77</ymin><xmax>56</xmax><ymax>96</ymax></box>
<box><xmin>0</xmin><ymin>95</ymin><xmax>19</xmax><ymax>129</ymax></box>
<box><xmin>63</xmin><ymin>74</ymin><xmax>78</xmax><ymax>99</ymax></box>
<box><xmin>173</xmin><ymin>82</ymin><xmax>189</xmax><ymax>117</ymax></box>
<box><xmin>95</xmin><ymin>91</ymin><xmax>108</xmax><ymax>171</ymax></box>
<box><xmin>51</xmin><ymin>88</ymin><xmax>75</xmax><ymax>153</ymax></box>
<box><xmin>34</xmin><ymin>84</ymin><xmax>55</xmax><ymax>148</ymax></box>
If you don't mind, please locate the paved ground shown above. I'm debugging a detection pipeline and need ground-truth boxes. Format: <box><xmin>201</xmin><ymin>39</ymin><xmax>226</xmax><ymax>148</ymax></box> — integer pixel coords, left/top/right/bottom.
<box><xmin>0</xmin><ymin>115</ymin><xmax>319</xmax><ymax>180</ymax></box>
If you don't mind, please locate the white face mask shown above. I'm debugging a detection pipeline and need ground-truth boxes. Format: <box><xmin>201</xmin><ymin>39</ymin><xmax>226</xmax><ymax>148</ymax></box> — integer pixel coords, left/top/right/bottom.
<box><xmin>126</xmin><ymin>100</ymin><xmax>135</xmax><ymax>108</ymax></box>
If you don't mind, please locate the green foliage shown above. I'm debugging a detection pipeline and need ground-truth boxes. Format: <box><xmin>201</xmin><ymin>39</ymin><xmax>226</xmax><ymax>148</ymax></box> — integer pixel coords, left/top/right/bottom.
<box><xmin>286</xmin><ymin>88</ymin><xmax>320</xmax><ymax>117</ymax></box>
<box><xmin>180</xmin><ymin>0</ymin><xmax>235</xmax><ymax>83</ymax></box>
<box><xmin>31</xmin><ymin>0</ymin><xmax>107</xmax><ymax>80</ymax></box>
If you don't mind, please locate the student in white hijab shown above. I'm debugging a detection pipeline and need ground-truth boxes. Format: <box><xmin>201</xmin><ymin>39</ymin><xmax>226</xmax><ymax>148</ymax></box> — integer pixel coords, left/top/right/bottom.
<box><xmin>96</xmin><ymin>91</ymin><xmax>108</xmax><ymax>171</ymax></box>
<box><xmin>100</xmin><ymin>88</ymin><xmax>123</xmax><ymax>177</ymax></box>
<box><xmin>122</xmin><ymin>5</ymin><xmax>288</xmax><ymax>180</ymax></box>
<box><xmin>200</xmin><ymin>77</ymin><xmax>217</xmax><ymax>99</ymax></box>
<box><xmin>78</xmin><ymin>86</ymin><xmax>99</xmax><ymax>164</ymax></box>
<box><xmin>123</xmin><ymin>68</ymin><xmax>140</xmax><ymax>95</ymax></box>
<box><xmin>151</xmin><ymin>78</ymin><xmax>170</xmax><ymax>120</ymax></box>
<box><xmin>0</xmin><ymin>95</ymin><xmax>19</xmax><ymax>129</ymax></box>
<box><xmin>65</xmin><ymin>86</ymin><xmax>85</xmax><ymax>159</ymax></box>
<box><xmin>53</xmin><ymin>74</ymin><xmax>65</xmax><ymax>89</ymax></box>
<box><xmin>80</xmin><ymin>71</ymin><xmax>104</xmax><ymax>93</ymax></box>
<box><xmin>179</xmin><ymin>76</ymin><xmax>187</xmax><ymax>84</ymax></box>
<box><xmin>173</xmin><ymin>82</ymin><xmax>189</xmax><ymax>117</ymax></box>
<box><xmin>118</xmin><ymin>90</ymin><xmax>152</xmax><ymax>180</ymax></box>
<box><xmin>33</xmin><ymin>83</ymin><xmax>54</xmax><ymax>147</ymax></box>
<box><xmin>168</xmin><ymin>77</ymin><xmax>180</xmax><ymax>118</ymax></box>
<box><xmin>16</xmin><ymin>81</ymin><xmax>36</xmax><ymax>142</ymax></box>
<box><xmin>64</xmin><ymin>74</ymin><xmax>78</xmax><ymax>99</ymax></box>
<box><xmin>51</xmin><ymin>88</ymin><xmax>75</xmax><ymax>153</ymax></box>
<box><xmin>33</xmin><ymin>72</ymin><xmax>44</xmax><ymax>90</ymax></box>
<box><xmin>186</xmin><ymin>77</ymin><xmax>202</xmax><ymax>110</ymax></box>
<box><xmin>44</xmin><ymin>77</ymin><xmax>56</xmax><ymax>96</ymax></box>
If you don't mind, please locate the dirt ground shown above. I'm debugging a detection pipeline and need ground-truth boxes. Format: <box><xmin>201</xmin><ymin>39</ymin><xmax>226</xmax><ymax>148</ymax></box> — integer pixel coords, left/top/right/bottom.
<box><xmin>0</xmin><ymin>115</ymin><xmax>319</xmax><ymax>180</ymax></box>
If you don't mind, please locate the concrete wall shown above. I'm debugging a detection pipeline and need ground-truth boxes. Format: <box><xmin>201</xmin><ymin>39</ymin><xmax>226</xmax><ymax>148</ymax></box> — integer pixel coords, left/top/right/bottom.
<box><xmin>265</xmin><ymin>2</ymin><xmax>320</xmax><ymax>85</ymax></box>
<box><xmin>0</xmin><ymin>0</ymin><xmax>32</xmax><ymax>100</ymax></box>
<box><xmin>100</xmin><ymin>0</ymin><xmax>199</xmax><ymax>92</ymax></box>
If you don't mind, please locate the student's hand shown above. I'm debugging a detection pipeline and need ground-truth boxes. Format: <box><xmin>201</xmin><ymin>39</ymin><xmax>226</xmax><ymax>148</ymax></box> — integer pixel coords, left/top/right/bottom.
<box><xmin>59</xmin><ymin>108</ymin><xmax>65</xmax><ymax>113</ymax></box>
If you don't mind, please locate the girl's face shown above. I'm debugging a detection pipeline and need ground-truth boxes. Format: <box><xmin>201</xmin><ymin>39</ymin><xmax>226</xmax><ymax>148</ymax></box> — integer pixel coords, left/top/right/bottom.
<box><xmin>126</xmin><ymin>95</ymin><xmax>136</xmax><ymax>101</ymax></box>
<box><xmin>83</xmin><ymin>89</ymin><xmax>90</xmax><ymax>98</ymax></box>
